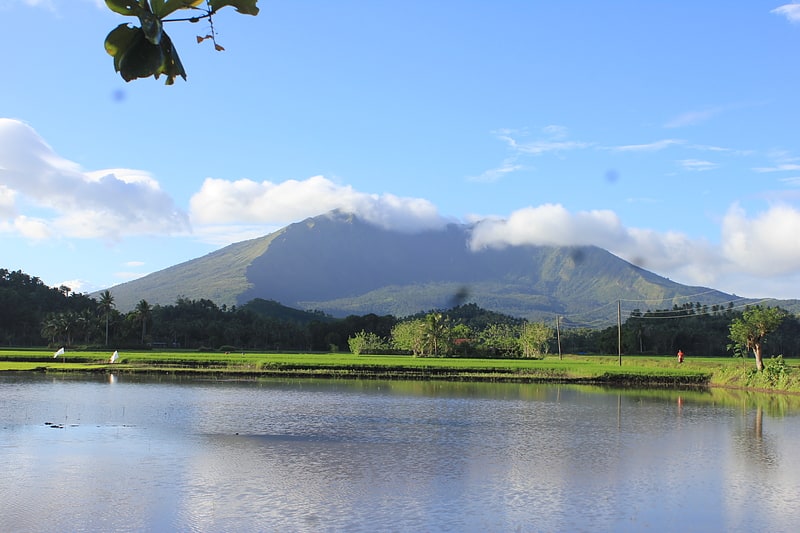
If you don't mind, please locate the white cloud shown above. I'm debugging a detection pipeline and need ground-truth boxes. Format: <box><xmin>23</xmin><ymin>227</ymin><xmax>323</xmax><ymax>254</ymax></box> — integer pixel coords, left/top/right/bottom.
<box><xmin>467</xmin><ymin>160</ymin><xmax>524</xmax><ymax>183</ymax></box>
<box><xmin>496</xmin><ymin>126</ymin><xmax>591</xmax><ymax>156</ymax></box>
<box><xmin>56</xmin><ymin>279</ymin><xmax>87</xmax><ymax>293</ymax></box>
<box><xmin>515</xmin><ymin>140</ymin><xmax>591</xmax><ymax>155</ymax></box>
<box><xmin>772</xmin><ymin>4</ymin><xmax>800</xmax><ymax>23</ymax></box>
<box><xmin>0</xmin><ymin>118</ymin><xmax>190</xmax><ymax>241</ymax></box>
<box><xmin>721</xmin><ymin>203</ymin><xmax>800</xmax><ymax>276</ymax></box>
<box><xmin>189</xmin><ymin>175</ymin><xmax>448</xmax><ymax>235</ymax></box>
<box><xmin>0</xmin><ymin>185</ymin><xmax>16</xmax><ymax>217</ymax></box>
<box><xmin>611</xmin><ymin>139</ymin><xmax>684</xmax><ymax>152</ymax></box>
<box><xmin>677</xmin><ymin>159</ymin><xmax>718</xmax><ymax>172</ymax></box>
<box><xmin>12</xmin><ymin>215</ymin><xmax>52</xmax><ymax>240</ymax></box>
<box><xmin>542</xmin><ymin>125</ymin><xmax>569</xmax><ymax>140</ymax></box>
<box><xmin>753</xmin><ymin>163</ymin><xmax>800</xmax><ymax>173</ymax></box>
<box><xmin>471</xmin><ymin>126</ymin><xmax>589</xmax><ymax>183</ymax></box>
<box><xmin>469</xmin><ymin>204</ymin><xmax>629</xmax><ymax>250</ymax></box>
<box><xmin>664</xmin><ymin>109</ymin><xmax>720</xmax><ymax>128</ymax></box>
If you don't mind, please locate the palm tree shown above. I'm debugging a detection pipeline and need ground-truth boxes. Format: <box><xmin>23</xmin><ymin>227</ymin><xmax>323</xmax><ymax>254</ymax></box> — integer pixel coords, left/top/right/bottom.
<box><xmin>55</xmin><ymin>312</ymin><xmax>77</xmax><ymax>348</ymax></box>
<box><xmin>135</xmin><ymin>299</ymin><xmax>152</xmax><ymax>345</ymax></box>
<box><xmin>424</xmin><ymin>312</ymin><xmax>450</xmax><ymax>357</ymax></box>
<box><xmin>40</xmin><ymin>313</ymin><xmax>60</xmax><ymax>346</ymax></box>
<box><xmin>98</xmin><ymin>290</ymin><xmax>115</xmax><ymax>346</ymax></box>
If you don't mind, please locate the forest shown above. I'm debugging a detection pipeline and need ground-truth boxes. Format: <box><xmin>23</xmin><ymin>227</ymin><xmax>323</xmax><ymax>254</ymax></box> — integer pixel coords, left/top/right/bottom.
<box><xmin>2</xmin><ymin>268</ymin><xmax>800</xmax><ymax>358</ymax></box>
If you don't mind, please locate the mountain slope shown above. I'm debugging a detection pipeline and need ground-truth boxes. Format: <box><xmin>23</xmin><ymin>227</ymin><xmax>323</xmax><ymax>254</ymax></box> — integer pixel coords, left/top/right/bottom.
<box><xmin>106</xmin><ymin>211</ymin><xmax>744</xmax><ymax>322</ymax></box>
<box><xmin>107</xmin><ymin>229</ymin><xmax>281</xmax><ymax>311</ymax></box>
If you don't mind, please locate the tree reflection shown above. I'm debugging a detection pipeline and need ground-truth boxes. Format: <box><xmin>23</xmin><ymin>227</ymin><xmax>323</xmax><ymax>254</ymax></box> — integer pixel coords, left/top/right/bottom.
<box><xmin>733</xmin><ymin>405</ymin><xmax>778</xmax><ymax>469</ymax></box>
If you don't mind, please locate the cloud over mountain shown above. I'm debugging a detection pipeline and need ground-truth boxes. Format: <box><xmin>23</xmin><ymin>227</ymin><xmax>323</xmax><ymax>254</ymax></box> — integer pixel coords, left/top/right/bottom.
<box><xmin>189</xmin><ymin>175</ymin><xmax>448</xmax><ymax>233</ymax></box>
<box><xmin>468</xmin><ymin>202</ymin><xmax>800</xmax><ymax>296</ymax></box>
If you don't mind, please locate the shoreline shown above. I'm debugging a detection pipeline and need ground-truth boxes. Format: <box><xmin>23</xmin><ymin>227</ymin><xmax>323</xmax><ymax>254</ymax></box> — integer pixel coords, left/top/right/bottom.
<box><xmin>3</xmin><ymin>364</ymin><xmax>713</xmax><ymax>388</ymax></box>
<box><xmin>3</xmin><ymin>350</ymin><xmax>795</xmax><ymax>393</ymax></box>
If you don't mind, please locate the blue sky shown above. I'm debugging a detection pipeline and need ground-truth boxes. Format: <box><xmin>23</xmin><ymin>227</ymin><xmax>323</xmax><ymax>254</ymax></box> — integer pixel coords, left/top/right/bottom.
<box><xmin>2</xmin><ymin>1</ymin><xmax>800</xmax><ymax>301</ymax></box>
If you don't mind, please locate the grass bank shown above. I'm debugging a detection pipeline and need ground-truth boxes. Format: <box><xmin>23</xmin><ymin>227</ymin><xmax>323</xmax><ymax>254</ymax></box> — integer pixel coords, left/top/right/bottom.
<box><xmin>4</xmin><ymin>349</ymin><xmax>798</xmax><ymax>392</ymax></box>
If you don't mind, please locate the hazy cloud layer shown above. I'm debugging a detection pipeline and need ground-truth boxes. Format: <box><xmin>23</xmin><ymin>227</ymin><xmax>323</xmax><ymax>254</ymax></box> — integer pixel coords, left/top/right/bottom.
<box><xmin>189</xmin><ymin>175</ymin><xmax>448</xmax><ymax>233</ymax></box>
<box><xmin>468</xmin><ymin>202</ymin><xmax>800</xmax><ymax>294</ymax></box>
<box><xmin>0</xmin><ymin>119</ymin><xmax>189</xmax><ymax>241</ymax></box>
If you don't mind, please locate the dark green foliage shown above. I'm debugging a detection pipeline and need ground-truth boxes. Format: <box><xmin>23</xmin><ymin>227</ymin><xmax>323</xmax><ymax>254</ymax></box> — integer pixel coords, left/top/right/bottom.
<box><xmin>4</xmin><ymin>265</ymin><xmax>800</xmax><ymax>359</ymax></box>
<box><xmin>728</xmin><ymin>305</ymin><xmax>788</xmax><ymax>371</ymax></box>
<box><xmin>0</xmin><ymin>269</ymin><xmax>96</xmax><ymax>346</ymax></box>
<box><xmin>587</xmin><ymin>303</ymin><xmax>800</xmax><ymax>358</ymax></box>
<box><xmin>145</xmin><ymin>298</ymin><xmax>396</xmax><ymax>351</ymax></box>
<box><xmin>103</xmin><ymin>0</ymin><xmax>259</xmax><ymax>84</ymax></box>
<box><xmin>622</xmin><ymin>303</ymin><xmax>737</xmax><ymax>356</ymax></box>
<box><xmin>423</xmin><ymin>303</ymin><xmax>525</xmax><ymax>330</ymax></box>
<box><xmin>106</xmin><ymin>23</ymin><xmax>185</xmax><ymax>84</ymax></box>
<box><xmin>240</xmin><ymin>298</ymin><xmax>333</xmax><ymax>324</ymax></box>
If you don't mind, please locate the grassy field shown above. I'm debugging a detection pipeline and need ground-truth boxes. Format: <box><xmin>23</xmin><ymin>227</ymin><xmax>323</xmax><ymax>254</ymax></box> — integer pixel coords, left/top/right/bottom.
<box><xmin>2</xmin><ymin>348</ymin><xmax>798</xmax><ymax>392</ymax></box>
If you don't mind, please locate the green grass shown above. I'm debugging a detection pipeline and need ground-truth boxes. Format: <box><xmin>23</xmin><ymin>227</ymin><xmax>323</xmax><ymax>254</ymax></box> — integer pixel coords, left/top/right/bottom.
<box><xmin>1</xmin><ymin>349</ymin><xmax>798</xmax><ymax>392</ymax></box>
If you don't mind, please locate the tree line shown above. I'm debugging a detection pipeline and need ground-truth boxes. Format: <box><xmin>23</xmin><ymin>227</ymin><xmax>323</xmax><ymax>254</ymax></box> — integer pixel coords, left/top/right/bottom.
<box><xmin>2</xmin><ymin>269</ymin><xmax>799</xmax><ymax>362</ymax></box>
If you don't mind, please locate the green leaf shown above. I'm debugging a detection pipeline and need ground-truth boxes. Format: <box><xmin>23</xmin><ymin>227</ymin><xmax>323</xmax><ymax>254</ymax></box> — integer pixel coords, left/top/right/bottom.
<box><xmin>105</xmin><ymin>23</ymin><xmax>141</xmax><ymax>73</ymax></box>
<box><xmin>150</xmin><ymin>0</ymin><xmax>205</xmax><ymax>18</ymax></box>
<box><xmin>105</xmin><ymin>24</ymin><xmax>186</xmax><ymax>84</ymax></box>
<box><xmin>138</xmin><ymin>10</ymin><xmax>164</xmax><ymax>45</ymax></box>
<box><xmin>118</xmin><ymin>29</ymin><xmax>165</xmax><ymax>82</ymax></box>
<box><xmin>208</xmin><ymin>0</ymin><xmax>260</xmax><ymax>16</ymax></box>
<box><xmin>155</xmin><ymin>32</ymin><xmax>187</xmax><ymax>85</ymax></box>
<box><xmin>104</xmin><ymin>0</ymin><xmax>144</xmax><ymax>17</ymax></box>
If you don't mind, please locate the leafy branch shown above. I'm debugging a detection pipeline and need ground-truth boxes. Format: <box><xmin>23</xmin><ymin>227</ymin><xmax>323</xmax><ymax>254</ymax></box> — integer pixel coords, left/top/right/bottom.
<box><xmin>104</xmin><ymin>0</ymin><xmax>259</xmax><ymax>85</ymax></box>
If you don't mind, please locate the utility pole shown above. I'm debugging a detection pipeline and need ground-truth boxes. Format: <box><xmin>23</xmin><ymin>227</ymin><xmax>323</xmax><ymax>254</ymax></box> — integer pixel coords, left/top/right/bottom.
<box><xmin>555</xmin><ymin>315</ymin><xmax>562</xmax><ymax>360</ymax></box>
<box><xmin>617</xmin><ymin>300</ymin><xmax>622</xmax><ymax>366</ymax></box>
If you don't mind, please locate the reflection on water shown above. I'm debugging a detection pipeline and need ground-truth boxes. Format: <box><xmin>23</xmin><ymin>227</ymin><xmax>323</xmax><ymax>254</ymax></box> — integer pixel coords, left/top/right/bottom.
<box><xmin>2</xmin><ymin>375</ymin><xmax>800</xmax><ymax>532</ymax></box>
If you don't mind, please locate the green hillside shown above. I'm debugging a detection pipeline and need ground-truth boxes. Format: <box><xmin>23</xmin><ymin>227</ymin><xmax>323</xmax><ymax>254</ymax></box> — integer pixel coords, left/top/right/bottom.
<box><xmin>107</xmin><ymin>230</ymin><xmax>282</xmax><ymax>311</ymax></box>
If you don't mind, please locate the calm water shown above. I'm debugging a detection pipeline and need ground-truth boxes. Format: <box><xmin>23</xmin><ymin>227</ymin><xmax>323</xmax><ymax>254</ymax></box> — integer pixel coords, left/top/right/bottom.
<box><xmin>1</xmin><ymin>374</ymin><xmax>799</xmax><ymax>532</ymax></box>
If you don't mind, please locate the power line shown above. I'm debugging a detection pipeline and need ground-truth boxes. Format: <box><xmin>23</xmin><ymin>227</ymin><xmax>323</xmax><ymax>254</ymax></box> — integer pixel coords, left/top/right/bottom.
<box><xmin>623</xmin><ymin>299</ymin><xmax>774</xmax><ymax>321</ymax></box>
<box><xmin>617</xmin><ymin>288</ymin><xmax>723</xmax><ymax>304</ymax></box>
<box><xmin>557</xmin><ymin>295</ymin><xmax>779</xmax><ymax>329</ymax></box>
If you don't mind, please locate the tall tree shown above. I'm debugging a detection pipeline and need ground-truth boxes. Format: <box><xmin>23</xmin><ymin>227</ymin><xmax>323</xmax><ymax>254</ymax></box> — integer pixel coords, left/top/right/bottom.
<box><xmin>728</xmin><ymin>306</ymin><xmax>787</xmax><ymax>371</ymax></box>
<box><xmin>423</xmin><ymin>312</ymin><xmax>451</xmax><ymax>357</ymax></box>
<box><xmin>40</xmin><ymin>314</ymin><xmax>60</xmax><ymax>346</ymax></box>
<box><xmin>98</xmin><ymin>290</ymin><xmax>115</xmax><ymax>346</ymax></box>
<box><xmin>479</xmin><ymin>323</ymin><xmax>519</xmax><ymax>357</ymax></box>
<box><xmin>347</xmin><ymin>330</ymin><xmax>387</xmax><ymax>356</ymax></box>
<box><xmin>519</xmin><ymin>321</ymin><xmax>553</xmax><ymax>358</ymax></box>
<box><xmin>135</xmin><ymin>299</ymin><xmax>152</xmax><ymax>345</ymax></box>
<box><xmin>391</xmin><ymin>319</ymin><xmax>427</xmax><ymax>357</ymax></box>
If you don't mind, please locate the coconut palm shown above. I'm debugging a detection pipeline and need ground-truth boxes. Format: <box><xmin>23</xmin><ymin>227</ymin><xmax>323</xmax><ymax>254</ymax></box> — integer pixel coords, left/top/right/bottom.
<box><xmin>98</xmin><ymin>290</ymin><xmax>115</xmax><ymax>346</ymax></box>
<box><xmin>135</xmin><ymin>299</ymin><xmax>152</xmax><ymax>345</ymax></box>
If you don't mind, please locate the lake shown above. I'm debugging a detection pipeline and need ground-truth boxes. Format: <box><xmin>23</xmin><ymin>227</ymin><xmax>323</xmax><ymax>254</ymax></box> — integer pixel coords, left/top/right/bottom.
<box><xmin>2</xmin><ymin>374</ymin><xmax>799</xmax><ymax>532</ymax></box>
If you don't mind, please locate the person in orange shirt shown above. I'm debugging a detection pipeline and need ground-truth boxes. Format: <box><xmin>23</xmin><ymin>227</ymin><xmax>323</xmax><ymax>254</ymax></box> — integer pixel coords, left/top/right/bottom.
<box><xmin>677</xmin><ymin>349</ymin><xmax>684</xmax><ymax>363</ymax></box>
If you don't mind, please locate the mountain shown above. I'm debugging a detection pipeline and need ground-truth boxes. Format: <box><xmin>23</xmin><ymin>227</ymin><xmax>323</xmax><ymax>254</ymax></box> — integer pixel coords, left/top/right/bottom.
<box><xmin>105</xmin><ymin>211</ymin><xmax>758</xmax><ymax>323</ymax></box>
